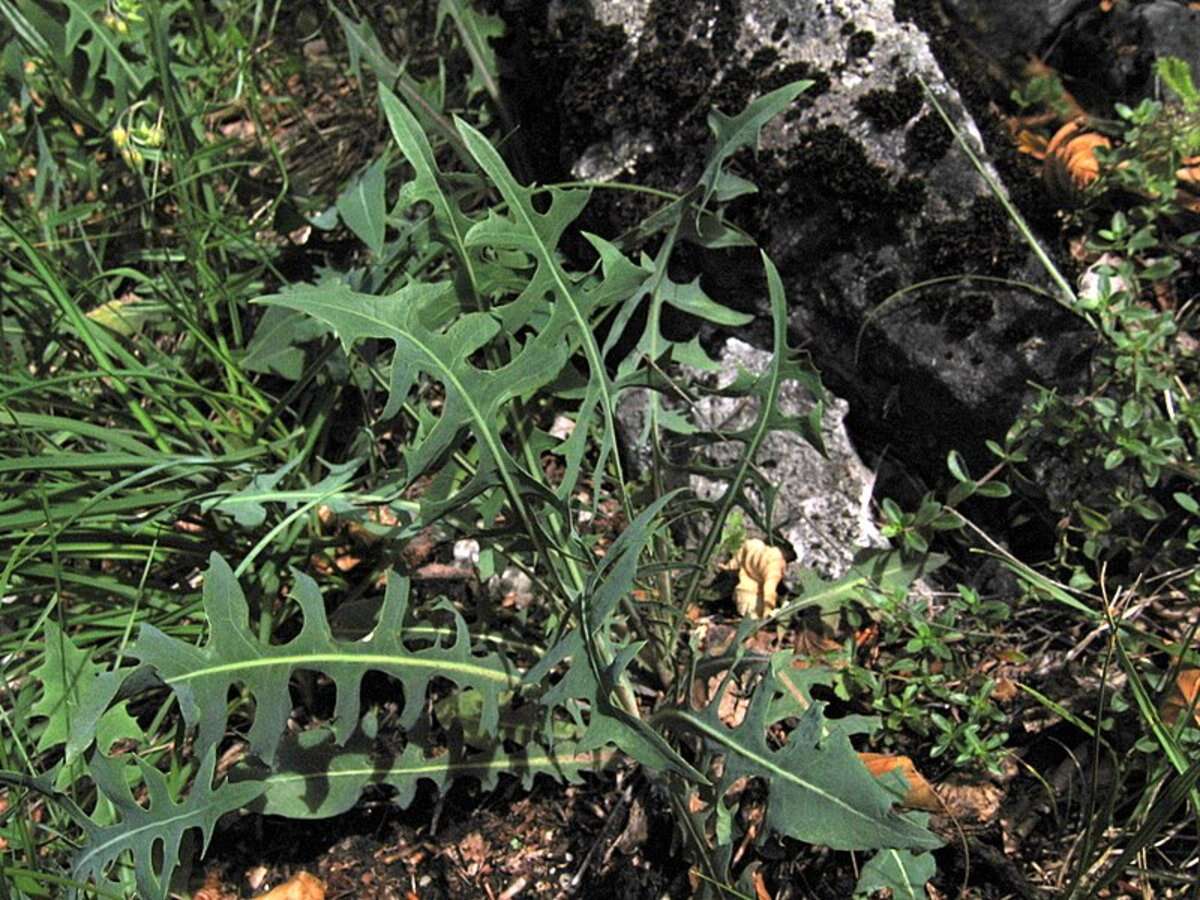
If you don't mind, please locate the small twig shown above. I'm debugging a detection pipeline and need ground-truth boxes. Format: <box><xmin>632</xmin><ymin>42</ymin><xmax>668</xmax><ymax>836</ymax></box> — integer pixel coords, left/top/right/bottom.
<box><xmin>568</xmin><ymin>780</ymin><xmax>635</xmax><ymax>892</ymax></box>
<box><xmin>429</xmin><ymin>791</ymin><xmax>446</xmax><ymax>838</ymax></box>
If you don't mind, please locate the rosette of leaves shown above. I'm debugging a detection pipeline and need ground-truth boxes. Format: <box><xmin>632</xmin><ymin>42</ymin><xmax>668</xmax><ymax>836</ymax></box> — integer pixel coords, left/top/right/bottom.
<box><xmin>18</xmin><ymin>63</ymin><xmax>942</xmax><ymax>896</ymax></box>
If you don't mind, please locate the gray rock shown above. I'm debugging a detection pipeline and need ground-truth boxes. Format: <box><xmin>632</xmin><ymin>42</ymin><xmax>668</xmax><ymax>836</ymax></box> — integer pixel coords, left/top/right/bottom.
<box><xmin>524</xmin><ymin>0</ymin><xmax>1092</xmax><ymax>484</ymax></box>
<box><xmin>1135</xmin><ymin>1</ymin><xmax>1200</xmax><ymax>85</ymax></box>
<box><xmin>948</xmin><ymin>0</ymin><xmax>1200</xmax><ymax>107</ymax></box>
<box><xmin>940</xmin><ymin>0</ymin><xmax>1085</xmax><ymax>67</ymax></box>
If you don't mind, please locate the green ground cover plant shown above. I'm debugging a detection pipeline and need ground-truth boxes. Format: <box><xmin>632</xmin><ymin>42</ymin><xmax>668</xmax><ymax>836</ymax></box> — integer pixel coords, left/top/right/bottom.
<box><xmin>996</xmin><ymin>59</ymin><xmax>1200</xmax><ymax>897</ymax></box>
<box><xmin>910</xmin><ymin>59</ymin><xmax>1200</xmax><ymax>896</ymax></box>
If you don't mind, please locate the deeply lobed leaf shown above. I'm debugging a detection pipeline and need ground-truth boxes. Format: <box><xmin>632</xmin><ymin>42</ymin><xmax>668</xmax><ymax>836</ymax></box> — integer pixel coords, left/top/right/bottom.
<box><xmin>656</xmin><ymin>658</ymin><xmax>940</xmax><ymax>852</ymax></box>
<box><xmin>129</xmin><ymin>554</ymin><xmax>520</xmax><ymax>765</ymax></box>
<box><xmin>233</xmin><ymin>727</ymin><xmax>611</xmax><ymax>820</ymax></box>
<box><xmin>71</xmin><ymin>749</ymin><xmax>263</xmax><ymax>900</ymax></box>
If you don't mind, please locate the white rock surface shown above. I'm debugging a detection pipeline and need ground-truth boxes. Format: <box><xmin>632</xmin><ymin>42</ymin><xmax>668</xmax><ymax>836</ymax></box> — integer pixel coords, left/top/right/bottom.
<box><xmin>687</xmin><ymin>338</ymin><xmax>886</xmax><ymax>580</ymax></box>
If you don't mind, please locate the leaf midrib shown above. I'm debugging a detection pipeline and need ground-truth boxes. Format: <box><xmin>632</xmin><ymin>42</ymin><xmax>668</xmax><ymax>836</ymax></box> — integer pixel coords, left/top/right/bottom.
<box><xmin>162</xmin><ymin>652</ymin><xmax>519</xmax><ymax>686</ymax></box>
<box><xmin>261</xmin><ymin>749</ymin><xmax>605</xmax><ymax>786</ymax></box>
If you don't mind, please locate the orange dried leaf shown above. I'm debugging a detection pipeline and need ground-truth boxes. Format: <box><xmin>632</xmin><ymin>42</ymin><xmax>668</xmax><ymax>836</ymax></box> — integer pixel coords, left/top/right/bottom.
<box><xmin>992</xmin><ymin>677</ymin><xmax>1019</xmax><ymax>704</ymax></box>
<box><xmin>1177</xmin><ymin>156</ymin><xmax>1200</xmax><ymax>212</ymax></box>
<box><xmin>723</xmin><ymin>539</ymin><xmax>786</xmax><ymax>618</ymax></box>
<box><xmin>858</xmin><ymin>752</ymin><xmax>943</xmax><ymax>812</ymax></box>
<box><xmin>255</xmin><ymin>872</ymin><xmax>325</xmax><ymax>900</ymax></box>
<box><xmin>1178</xmin><ymin>158</ymin><xmax>1200</xmax><ymax>186</ymax></box>
<box><xmin>1043</xmin><ymin>121</ymin><xmax>1110</xmax><ymax>203</ymax></box>
<box><xmin>1013</xmin><ymin>128</ymin><xmax>1049</xmax><ymax>159</ymax></box>
<box><xmin>752</xmin><ymin>867</ymin><xmax>773</xmax><ymax>900</ymax></box>
<box><xmin>1160</xmin><ymin>668</ymin><xmax>1200</xmax><ymax>728</ymax></box>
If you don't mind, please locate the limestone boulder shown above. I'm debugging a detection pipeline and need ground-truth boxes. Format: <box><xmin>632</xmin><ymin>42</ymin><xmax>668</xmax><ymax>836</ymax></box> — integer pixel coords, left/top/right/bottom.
<box><xmin>504</xmin><ymin>0</ymin><xmax>1093</xmax><ymax>489</ymax></box>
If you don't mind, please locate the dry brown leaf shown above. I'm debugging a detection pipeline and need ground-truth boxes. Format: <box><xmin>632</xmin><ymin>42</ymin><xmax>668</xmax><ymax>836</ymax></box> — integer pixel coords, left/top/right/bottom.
<box><xmin>194</xmin><ymin>868</ymin><xmax>234</xmax><ymax>900</ymax></box>
<box><xmin>245</xmin><ymin>865</ymin><xmax>269</xmax><ymax>892</ymax></box>
<box><xmin>935</xmin><ymin>779</ymin><xmax>1004</xmax><ymax>824</ymax></box>
<box><xmin>700</xmin><ymin>672</ymin><xmax>753</xmax><ymax>727</ymax></box>
<box><xmin>858</xmin><ymin>752</ymin><xmax>943</xmax><ymax>812</ymax></box>
<box><xmin>1043</xmin><ymin>120</ymin><xmax>1110</xmax><ymax>204</ymax></box>
<box><xmin>992</xmin><ymin>677</ymin><xmax>1019</xmax><ymax>704</ymax></box>
<box><xmin>254</xmin><ymin>871</ymin><xmax>325</xmax><ymax>900</ymax></box>
<box><xmin>458</xmin><ymin>831</ymin><xmax>490</xmax><ymax>873</ymax></box>
<box><xmin>723</xmin><ymin>539</ymin><xmax>786</xmax><ymax>618</ymax></box>
<box><xmin>1160</xmin><ymin>668</ymin><xmax>1200</xmax><ymax>727</ymax></box>
<box><xmin>1012</xmin><ymin>127</ymin><xmax>1049</xmax><ymax>159</ymax></box>
<box><xmin>1178</xmin><ymin>157</ymin><xmax>1200</xmax><ymax>184</ymax></box>
<box><xmin>1176</xmin><ymin>156</ymin><xmax>1200</xmax><ymax>213</ymax></box>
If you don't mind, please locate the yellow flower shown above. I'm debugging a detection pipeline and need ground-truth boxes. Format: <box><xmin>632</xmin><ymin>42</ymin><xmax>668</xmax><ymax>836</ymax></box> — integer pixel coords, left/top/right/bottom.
<box><xmin>111</xmin><ymin>126</ymin><xmax>128</xmax><ymax>148</ymax></box>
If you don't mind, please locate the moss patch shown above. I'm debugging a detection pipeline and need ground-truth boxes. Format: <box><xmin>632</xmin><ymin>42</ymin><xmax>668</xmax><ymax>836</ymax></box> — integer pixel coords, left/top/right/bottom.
<box><xmin>904</xmin><ymin>111</ymin><xmax>953</xmax><ymax>167</ymax></box>
<box><xmin>893</xmin><ymin>0</ymin><xmax>1062</xmax><ymax>240</ymax></box>
<box><xmin>764</xmin><ymin>60</ymin><xmax>830</xmax><ymax>97</ymax></box>
<box><xmin>917</xmin><ymin>196</ymin><xmax>1025</xmax><ymax>280</ymax></box>
<box><xmin>540</xmin><ymin>0</ymin><xmax>741</xmax><ymax>178</ymax></box>
<box><xmin>856</xmin><ymin>75</ymin><xmax>923</xmax><ymax>130</ymax></box>
<box><xmin>731</xmin><ymin>125</ymin><xmax>927</xmax><ymax>261</ymax></box>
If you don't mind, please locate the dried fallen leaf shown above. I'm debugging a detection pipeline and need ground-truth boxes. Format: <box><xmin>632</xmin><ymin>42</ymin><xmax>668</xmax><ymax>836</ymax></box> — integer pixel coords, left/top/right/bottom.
<box><xmin>992</xmin><ymin>677</ymin><xmax>1019</xmax><ymax>704</ymax></box>
<box><xmin>1043</xmin><ymin>120</ymin><xmax>1110</xmax><ymax>204</ymax></box>
<box><xmin>858</xmin><ymin>752</ymin><xmax>943</xmax><ymax>812</ymax></box>
<box><xmin>716</xmin><ymin>676</ymin><xmax>751</xmax><ymax>727</ymax></box>
<box><xmin>194</xmin><ymin>868</ymin><xmax>232</xmax><ymax>900</ymax></box>
<box><xmin>1013</xmin><ymin>127</ymin><xmax>1049</xmax><ymax>159</ymax></box>
<box><xmin>458</xmin><ymin>830</ymin><xmax>489</xmax><ymax>874</ymax></box>
<box><xmin>255</xmin><ymin>871</ymin><xmax>325</xmax><ymax>900</ymax></box>
<box><xmin>1160</xmin><ymin>668</ymin><xmax>1200</xmax><ymax>727</ymax></box>
<box><xmin>935</xmin><ymin>778</ymin><xmax>1004</xmax><ymax>824</ymax></box>
<box><xmin>723</xmin><ymin>539</ymin><xmax>786</xmax><ymax>618</ymax></box>
<box><xmin>246</xmin><ymin>865</ymin><xmax>269</xmax><ymax>891</ymax></box>
<box><xmin>1176</xmin><ymin>156</ymin><xmax>1200</xmax><ymax>213</ymax></box>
